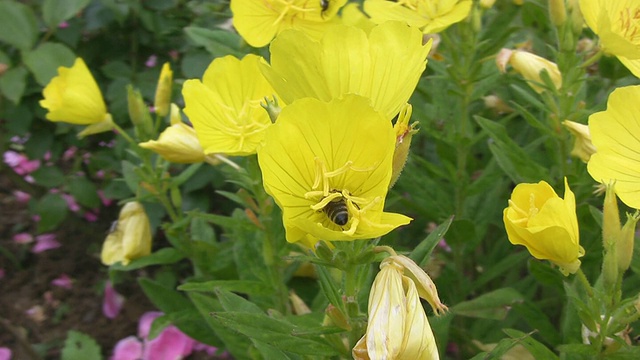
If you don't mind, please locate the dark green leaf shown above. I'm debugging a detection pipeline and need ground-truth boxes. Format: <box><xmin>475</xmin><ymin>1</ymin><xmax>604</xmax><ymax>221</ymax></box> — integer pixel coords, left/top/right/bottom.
<box><xmin>42</xmin><ymin>0</ymin><xmax>91</xmax><ymax>28</ymax></box>
<box><xmin>36</xmin><ymin>193</ymin><xmax>69</xmax><ymax>232</ymax></box>
<box><xmin>179</xmin><ymin>280</ymin><xmax>273</xmax><ymax>297</ymax></box>
<box><xmin>451</xmin><ymin>288</ymin><xmax>524</xmax><ymax>320</ymax></box>
<box><xmin>0</xmin><ymin>1</ymin><xmax>38</xmax><ymax>50</ymax></box>
<box><xmin>184</xmin><ymin>27</ymin><xmax>244</xmax><ymax>57</ymax></box>
<box><xmin>68</xmin><ymin>177</ymin><xmax>100</xmax><ymax>209</ymax></box>
<box><xmin>111</xmin><ymin>248</ymin><xmax>184</xmax><ymax>270</ymax></box>
<box><xmin>0</xmin><ymin>66</ymin><xmax>28</xmax><ymax>104</ymax></box>
<box><xmin>30</xmin><ymin>166</ymin><xmax>65</xmax><ymax>188</ymax></box>
<box><xmin>503</xmin><ymin>329</ymin><xmax>559</xmax><ymax>360</ymax></box>
<box><xmin>23</xmin><ymin>42</ymin><xmax>76</xmax><ymax>85</ymax></box>
<box><xmin>409</xmin><ymin>215</ymin><xmax>454</xmax><ymax>266</ymax></box>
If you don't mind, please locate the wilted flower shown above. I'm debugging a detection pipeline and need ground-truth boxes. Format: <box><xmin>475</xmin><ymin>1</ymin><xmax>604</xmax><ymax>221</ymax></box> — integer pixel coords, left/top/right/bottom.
<box><xmin>588</xmin><ymin>85</ymin><xmax>640</xmax><ymax>209</ymax></box>
<box><xmin>353</xmin><ymin>254</ymin><xmax>444</xmax><ymax>360</ymax></box>
<box><xmin>579</xmin><ymin>0</ymin><xmax>640</xmax><ymax>77</ymax></box>
<box><xmin>261</xmin><ymin>21</ymin><xmax>431</xmax><ymax>121</ymax></box>
<box><xmin>363</xmin><ymin>0</ymin><xmax>472</xmax><ymax>34</ymax></box>
<box><xmin>503</xmin><ymin>178</ymin><xmax>584</xmax><ymax>275</ymax></box>
<box><xmin>139</xmin><ymin>123</ymin><xmax>207</xmax><ymax>164</ymax></box>
<box><xmin>40</xmin><ymin>58</ymin><xmax>114</xmax><ymax>136</ymax></box>
<box><xmin>563</xmin><ymin>120</ymin><xmax>596</xmax><ymax>163</ymax></box>
<box><xmin>497</xmin><ymin>48</ymin><xmax>562</xmax><ymax>93</ymax></box>
<box><xmin>154</xmin><ymin>62</ymin><xmax>173</xmax><ymax>117</ymax></box>
<box><xmin>230</xmin><ymin>0</ymin><xmax>347</xmax><ymax>47</ymax></box>
<box><xmin>101</xmin><ymin>202</ymin><xmax>152</xmax><ymax>266</ymax></box>
<box><xmin>257</xmin><ymin>95</ymin><xmax>411</xmax><ymax>244</ymax></box>
<box><xmin>183</xmin><ymin>54</ymin><xmax>275</xmax><ymax>156</ymax></box>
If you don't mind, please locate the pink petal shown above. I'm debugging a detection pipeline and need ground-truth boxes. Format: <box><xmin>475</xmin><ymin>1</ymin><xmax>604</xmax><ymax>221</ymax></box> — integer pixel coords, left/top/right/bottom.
<box><xmin>61</xmin><ymin>193</ymin><xmax>81</xmax><ymax>212</ymax></box>
<box><xmin>31</xmin><ymin>234</ymin><xmax>61</xmax><ymax>253</ymax></box>
<box><xmin>51</xmin><ymin>274</ymin><xmax>73</xmax><ymax>289</ymax></box>
<box><xmin>193</xmin><ymin>342</ymin><xmax>218</xmax><ymax>356</ymax></box>
<box><xmin>98</xmin><ymin>190</ymin><xmax>114</xmax><ymax>206</ymax></box>
<box><xmin>145</xmin><ymin>55</ymin><xmax>157</xmax><ymax>68</ymax></box>
<box><xmin>24</xmin><ymin>175</ymin><xmax>35</xmax><ymax>184</ymax></box>
<box><xmin>58</xmin><ymin>21</ymin><xmax>69</xmax><ymax>29</ymax></box>
<box><xmin>143</xmin><ymin>326</ymin><xmax>194</xmax><ymax>360</ymax></box>
<box><xmin>0</xmin><ymin>347</ymin><xmax>12</xmax><ymax>360</ymax></box>
<box><xmin>63</xmin><ymin>146</ymin><xmax>78</xmax><ymax>161</ymax></box>
<box><xmin>138</xmin><ymin>311</ymin><xmax>163</xmax><ymax>339</ymax></box>
<box><xmin>3</xmin><ymin>150</ymin><xmax>24</xmax><ymax>168</ymax></box>
<box><xmin>43</xmin><ymin>151</ymin><xmax>52</xmax><ymax>161</ymax></box>
<box><xmin>103</xmin><ymin>281</ymin><xmax>125</xmax><ymax>319</ymax></box>
<box><xmin>13</xmin><ymin>233</ymin><xmax>34</xmax><ymax>244</ymax></box>
<box><xmin>13</xmin><ymin>190</ymin><xmax>31</xmax><ymax>203</ymax></box>
<box><xmin>84</xmin><ymin>211</ymin><xmax>99</xmax><ymax>222</ymax></box>
<box><xmin>111</xmin><ymin>336</ymin><xmax>143</xmax><ymax>360</ymax></box>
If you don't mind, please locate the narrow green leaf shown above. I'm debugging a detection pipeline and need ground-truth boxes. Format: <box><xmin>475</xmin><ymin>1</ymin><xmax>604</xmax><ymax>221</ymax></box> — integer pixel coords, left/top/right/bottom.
<box><xmin>179</xmin><ymin>280</ymin><xmax>273</xmax><ymax>296</ymax></box>
<box><xmin>0</xmin><ymin>1</ymin><xmax>38</xmax><ymax>50</ymax></box>
<box><xmin>451</xmin><ymin>288</ymin><xmax>524</xmax><ymax>320</ymax></box>
<box><xmin>42</xmin><ymin>0</ymin><xmax>91</xmax><ymax>28</ymax></box>
<box><xmin>409</xmin><ymin>215</ymin><xmax>454</xmax><ymax>266</ymax></box>
<box><xmin>215</xmin><ymin>288</ymin><xmax>264</xmax><ymax>314</ymax></box>
<box><xmin>503</xmin><ymin>329</ymin><xmax>559</xmax><ymax>360</ymax></box>
<box><xmin>111</xmin><ymin>248</ymin><xmax>184</xmax><ymax>270</ymax></box>
<box><xmin>23</xmin><ymin>42</ymin><xmax>76</xmax><ymax>85</ymax></box>
<box><xmin>315</xmin><ymin>264</ymin><xmax>346</xmax><ymax>315</ymax></box>
<box><xmin>172</xmin><ymin>162</ymin><xmax>203</xmax><ymax>187</ymax></box>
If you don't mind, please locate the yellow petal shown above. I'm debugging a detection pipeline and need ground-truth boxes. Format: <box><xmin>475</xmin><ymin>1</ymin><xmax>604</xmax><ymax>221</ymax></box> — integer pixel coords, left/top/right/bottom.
<box><xmin>397</xmin><ymin>276</ymin><xmax>439</xmax><ymax>360</ymax></box>
<box><xmin>139</xmin><ymin>123</ymin><xmax>205</xmax><ymax>163</ymax></box>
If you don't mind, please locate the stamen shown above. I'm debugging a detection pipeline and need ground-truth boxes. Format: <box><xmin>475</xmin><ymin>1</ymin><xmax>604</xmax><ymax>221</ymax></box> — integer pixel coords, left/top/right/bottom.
<box><xmin>507</xmin><ymin>199</ymin><xmax>529</xmax><ymax>218</ymax></box>
<box><xmin>528</xmin><ymin>194</ymin><xmax>539</xmax><ymax>217</ymax></box>
<box><xmin>310</xmin><ymin>192</ymin><xmax>342</xmax><ymax>211</ymax></box>
<box><xmin>343</xmin><ymin>217</ymin><xmax>359</xmax><ymax>235</ymax></box>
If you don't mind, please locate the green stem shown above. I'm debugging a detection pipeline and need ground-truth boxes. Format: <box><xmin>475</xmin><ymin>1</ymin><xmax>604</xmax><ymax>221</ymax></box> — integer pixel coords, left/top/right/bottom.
<box><xmin>575</xmin><ymin>268</ymin><xmax>594</xmax><ymax>298</ymax></box>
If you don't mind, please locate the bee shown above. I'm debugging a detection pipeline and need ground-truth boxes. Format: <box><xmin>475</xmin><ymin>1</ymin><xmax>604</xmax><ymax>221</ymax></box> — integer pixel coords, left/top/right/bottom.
<box><xmin>323</xmin><ymin>197</ymin><xmax>349</xmax><ymax>226</ymax></box>
<box><xmin>320</xmin><ymin>0</ymin><xmax>329</xmax><ymax>17</ymax></box>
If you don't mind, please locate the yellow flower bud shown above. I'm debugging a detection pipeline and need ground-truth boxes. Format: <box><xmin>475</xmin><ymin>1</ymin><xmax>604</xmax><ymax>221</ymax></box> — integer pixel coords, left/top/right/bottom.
<box><xmin>353</xmin><ymin>255</ymin><xmax>442</xmax><ymax>359</ymax></box>
<box><xmin>497</xmin><ymin>48</ymin><xmax>562</xmax><ymax>94</ymax></box>
<box><xmin>549</xmin><ymin>0</ymin><xmax>567</xmax><ymax>27</ymax></box>
<box><xmin>602</xmin><ymin>183</ymin><xmax>621</xmax><ymax>248</ymax></box>
<box><xmin>40</xmin><ymin>58</ymin><xmax>112</xmax><ymax>134</ymax></box>
<box><xmin>562</xmin><ymin>120</ymin><xmax>596</xmax><ymax>163</ymax></box>
<box><xmin>390</xmin><ymin>104</ymin><xmax>418</xmax><ymax>188</ymax></box>
<box><xmin>169</xmin><ymin>103</ymin><xmax>182</xmax><ymax>125</ymax></box>
<box><xmin>101</xmin><ymin>202</ymin><xmax>152</xmax><ymax>266</ymax></box>
<box><xmin>479</xmin><ymin>0</ymin><xmax>496</xmax><ymax>9</ymax></box>
<box><xmin>503</xmin><ymin>178</ymin><xmax>584</xmax><ymax>275</ymax></box>
<box><xmin>617</xmin><ymin>212</ymin><xmax>640</xmax><ymax>272</ymax></box>
<box><xmin>154</xmin><ymin>62</ymin><xmax>173</xmax><ymax>117</ymax></box>
<box><xmin>139</xmin><ymin>123</ymin><xmax>206</xmax><ymax>163</ymax></box>
<box><xmin>289</xmin><ymin>290</ymin><xmax>311</xmax><ymax>315</ymax></box>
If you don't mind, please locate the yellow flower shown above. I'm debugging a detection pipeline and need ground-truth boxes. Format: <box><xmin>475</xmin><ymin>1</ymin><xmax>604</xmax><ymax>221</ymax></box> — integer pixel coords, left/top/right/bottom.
<box><xmin>230</xmin><ymin>0</ymin><xmax>348</xmax><ymax>48</ymax></box>
<box><xmin>139</xmin><ymin>123</ymin><xmax>206</xmax><ymax>164</ymax></box>
<box><xmin>503</xmin><ymin>178</ymin><xmax>584</xmax><ymax>275</ymax></box>
<box><xmin>261</xmin><ymin>21</ymin><xmax>432</xmax><ymax>121</ymax></box>
<box><xmin>154</xmin><ymin>62</ymin><xmax>173</xmax><ymax>117</ymax></box>
<box><xmin>101</xmin><ymin>202</ymin><xmax>152</xmax><ymax>266</ymax></box>
<box><xmin>183</xmin><ymin>54</ymin><xmax>275</xmax><ymax>156</ymax></box>
<box><xmin>497</xmin><ymin>48</ymin><xmax>562</xmax><ymax>93</ymax></box>
<box><xmin>352</xmin><ymin>255</ymin><xmax>443</xmax><ymax>360</ymax></box>
<box><xmin>563</xmin><ymin>120</ymin><xmax>596</xmax><ymax>163</ymax></box>
<box><xmin>40</xmin><ymin>58</ymin><xmax>113</xmax><ymax>134</ymax></box>
<box><xmin>341</xmin><ymin>3</ymin><xmax>376</xmax><ymax>33</ymax></box>
<box><xmin>257</xmin><ymin>95</ymin><xmax>412</xmax><ymax>244</ymax></box>
<box><xmin>363</xmin><ymin>0</ymin><xmax>472</xmax><ymax>34</ymax></box>
<box><xmin>587</xmin><ymin>85</ymin><xmax>640</xmax><ymax>209</ymax></box>
<box><xmin>579</xmin><ymin>0</ymin><xmax>640</xmax><ymax>77</ymax></box>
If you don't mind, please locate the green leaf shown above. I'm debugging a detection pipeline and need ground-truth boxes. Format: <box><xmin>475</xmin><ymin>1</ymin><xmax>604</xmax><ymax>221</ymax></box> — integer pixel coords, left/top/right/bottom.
<box><xmin>36</xmin><ymin>193</ymin><xmax>69</xmax><ymax>232</ymax></box>
<box><xmin>68</xmin><ymin>177</ymin><xmax>100</xmax><ymax>209</ymax></box>
<box><xmin>503</xmin><ymin>329</ymin><xmax>559</xmax><ymax>360</ymax></box>
<box><xmin>0</xmin><ymin>1</ymin><xmax>38</xmax><ymax>50</ymax></box>
<box><xmin>121</xmin><ymin>160</ymin><xmax>142</xmax><ymax>194</ymax></box>
<box><xmin>111</xmin><ymin>248</ymin><xmax>184</xmax><ymax>270</ymax></box>
<box><xmin>409</xmin><ymin>215</ymin><xmax>454</xmax><ymax>266</ymax></box>
<box><xmin>475</xmin><ymin>116</ymin><xmax>549</xmax><ymax>183</ymax></box>
<box><xmin>31</xmin><ymin>166</ymin><xmax>66</xmax><ymax>188</ymax></box>
<box><xmin>60</xmin><ymin>330</ymin><xmax>101</xmax><ymax>360</ymax></box>
<box><xmin>23</xmin><ymin>42</ymin><xmax>76</xmax><ymax>86</ymax></box>
<box><xmin>215</xmin><ymin>288</ymin><xmax>264</xmax><ymax>314</ymax></box>
<box><xmin>512</xmin><ymin>302</ymin><xmax>562</xmax><ymax>347</ymax></box>
<box><xmin>139</xmin><ymin>277</ymin><xmax>192</xmax><ymax>313</ymax></box>
<box><xmin>315</xmin><ymin>264</ymin><xmax>346</xmax><ymax>315</ymax></box>
<box><xmin>179</xmin><ymin>280</ymin><xmax>273</xmax><ymax>296</ymax></box>
<box><xmin>190</xmin><ymin>216</ymin><xmax>216</xmax><ymax>244</ymax></box>
<box><xmin>0</xmin><ymin>66</ymin><xmax>28</xmax><ymax>104</ymax></box>
<box><xmin>184</xmin><ymin>27</ymin><xmax>245</xmax><ymax>57</ymax></box>
<box><xmin>42</xmin><ymin>0</ymin><xmax>91</xmax><ymax>28</ymax></box>
<box><xmin>451</xmin><ymin>288</ymin><xmax>524</xmax><ymax>320</ymax></box>
<box><xmin>172</xmin><ymin>162</ymin><xmax>203</xmax><ymax>187</ymax></box>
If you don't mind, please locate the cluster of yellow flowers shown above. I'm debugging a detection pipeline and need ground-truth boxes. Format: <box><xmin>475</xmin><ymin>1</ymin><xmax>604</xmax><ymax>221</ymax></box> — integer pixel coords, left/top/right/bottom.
<box><xmin>501</xmin><ymin>1</ymin><xmax>640</xmax><ymax>278</ymax></box>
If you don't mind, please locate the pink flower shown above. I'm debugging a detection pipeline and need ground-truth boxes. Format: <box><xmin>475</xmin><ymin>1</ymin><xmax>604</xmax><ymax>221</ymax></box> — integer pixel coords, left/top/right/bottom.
<box><xmin>143</xmin><ymin>326</ymin><xmax>195</xmax><ymax>360</ymax></box>
<box><xmin>0</xmin><ymin>346</ymin><xmax>12</xmax><ymax>360</ymax></box>
<box><xmin>84</xmin><ymin>211</ymin><xmax>99</xmax><ymax>222</ymax></box>
<box><xmin>98</xmin><ymin>190</ymin><xmax>114</xmax><ymax>206</ymax></box>
<box><xmin>51</xmin><ymin>274</ymin><xmax>73</xmax><ymax>289</ymax></box>
<box><xmin>43</xmin><ymin>151</ymin><xmax>52</xmax><ymax>161</ymax></box>
<box><xmin>138</xmin><ymin>311</ymin><xmax>163</xmax><ymax>339</ymax></box>
<box><xmin>111</xmin><ymin>336</ymin><xmax>143</xmax><ymax>360</ymax></box>
<box><xmin>61</xmin><ymin>193</ymin><xmax>81</xmax><ymax>212</ymax></box>
<box><xmin>437</xmin><ymin>239</ymin><xmax>452</xmax><ymax>253</ymax></box>
<box><xmin>31</xmin><ymin>214</ymin><xmax>41</xmax><ymax>222</ymax></box>
<box><xmin>13</xmin><ymin>190</ymin><xmax>31</xmax><ymax>203</ymax></box>
<box><xmin>58</xmin><ymin>21</ymin><xmax>69</xmax><ymax>29</ymax></box>
<box><xmin>95</xmin><ymin>170</ymin><xmax>106</xmax><ymax>179</ymax></box>
<box><xmin>103</xmin><ymin>281</ymin><xmax>125</xmax><ymax>319</ymax></box>
<box><xmin>24</xmin><ymin>175</ymin><xmax>35</xmax><ymax>184</ymax></box>
<box><xmin>145</xmin><ymin>55</ymin><xmax>158</xmax><ymax>68</ymax></box>
<box><xmin>32</xmin><ymin>234</ymin><xmax>61</xmax><ymax>253</ymax></box>
<box><xmin>13</xmin><ymin>232</ymin><xmax>34</xmax><ymax>244</ymax></box>
<box><xmin>3</xmin><ymin>150</ymin><xmax>23</xmax><ymax>167</ymax></box>
<box><xmin>193</xmin><ymin>342</ymin><xmax>219</xmax><ymax>356</ymax></box>
<box><xmin>63</xmin><ymin>146</ymin><xmax>78</xmax><ymax>161</ymax></box>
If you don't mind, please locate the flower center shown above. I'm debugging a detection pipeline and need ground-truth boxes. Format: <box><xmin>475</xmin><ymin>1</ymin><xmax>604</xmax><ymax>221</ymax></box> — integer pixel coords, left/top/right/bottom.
<box><xmin>217</xmin><ymin>100</ymin><xmax>270</xmax><ymax>151</ymax></box>
<box><xmin>304</xmin><ymin>158</ymin><xmax>380</xmax><ymax>235</ymax></box>
<box><xmin>616</xmin><ymin>7</ymin><xmax>640</xmax><ymax>44</ymax></box>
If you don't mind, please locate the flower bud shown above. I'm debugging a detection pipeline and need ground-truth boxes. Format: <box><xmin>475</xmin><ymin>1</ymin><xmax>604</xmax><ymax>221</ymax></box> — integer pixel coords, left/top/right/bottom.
<box><xmin>154</xmin><ymin>63</ymin><xmax>173</xmax><ymax>117</ymax></box>
<box><xmin>169</xmin><ymin>103</ymin><xmax>182</xmax><ymax>125</ymax></box>
<box><xmin>139</xmin><ymin>123</ymin><xmax>206</xmax><ymax>163</ymax></box>
<box><xmin>617</xmin><ymin>212</ymin><xmax>640</xmax><ymax>272</ymax></box>
<box><xmin>549</xmin><ymin>0</ymin><xmax>566</xmax><ymax>27</ymax></box>
<box><xmin>602</xmin><ymin>183</ymin><xmax>621</xmax><ymax>248</ymax></box>
<box><xmin>563</xmin><ymin>120</ymin><xmax>596</xmax><ymax>163</ymax></box>
<box><xmin>101</xmin><ymin>202</ymin><xmax>152</xmax><ymax>266</ymax></box>
<box><xmin>479</xmin><ymin>0</ymin><xmax>496</xmax><ymax>9</ymax></box>
<box><xmin>497</xmin><ymin>48</ymin><xmax>562</xmax><ymax>94</ymax></box>
<box><xmin>127</xmin><ymin>85</ymin><xmax>155</xmax><ymax>141</ymax></box>
<box><xmin>390</xmin><ymin>103</ymin><xmax>418</xmax><ymax>188</ymax></box>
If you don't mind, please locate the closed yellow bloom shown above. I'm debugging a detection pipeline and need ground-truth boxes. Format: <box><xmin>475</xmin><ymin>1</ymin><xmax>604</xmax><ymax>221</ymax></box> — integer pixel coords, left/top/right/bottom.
<box><xmin>261</xmin><ymin>21</ymin><xmax>432</xmax><ymax>121</ymax></box>
<box><xmin>497</xmin><ymin>48</ymin><xmax>562</xmax><ymax>93</ymax></box>
<box><xmin>363</xmin><ymin>0</ymin><xmax>472</xmax><ymax>34</ymax></box>
<box><xmin>101</xmin><ymin>202</ymin><xmax>152</xmax><ymax>266</ymax></box>
<box><xmin>579</xmin><ymin>0</ymin><xmax>640</xmax><ymax>76</ymax></box>
<box><xmin>257</xmin><ymin>95</ymin><xmax>412</xmax><ymax>244</ymax></box>
<box><xmin>230</xmin><ymin>0</ymin><xmax>347</xmax><ymax>48</ymax></box>
<box><xmin>139</xmin><ymin>123</ymin><xmax>206</xmax><ymax>164</ymax></box>
<box><xmin>154</xmin><ymin>62</ymin><xmax>173</xmax><ymax>117</ymax></box>
<box><xmin>563</xmin><ymin>120</ymin><xmax>596</xmax><ymax>163</ymax></box>
<box><xmin>40</xmin><ymin>58</ymin><xmax>113</xmax><ymax>134</ymax></box>
<box><xmin>587</xmin><ymin>86</ymin><xmax>640</xmax><ymax>209</ymax></box>
<box><xmin>503</xmin><ymin>178</ymin><xmax>584</xmax><ymax>275</ymax></box>
<box><xmin>183</xmin><ymin>54</ymin><xmax>275</xmax><ymax>156</ymax></box>
<box><xmin>353</xmin><ymin>255</ymin><xmax>441</xmax><ymax>360</ymax></box>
